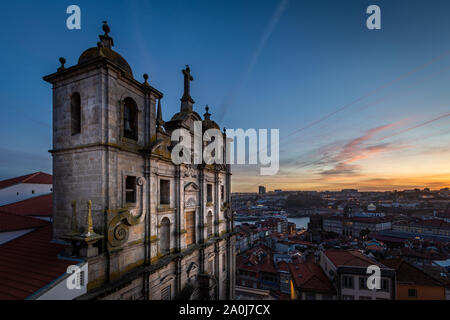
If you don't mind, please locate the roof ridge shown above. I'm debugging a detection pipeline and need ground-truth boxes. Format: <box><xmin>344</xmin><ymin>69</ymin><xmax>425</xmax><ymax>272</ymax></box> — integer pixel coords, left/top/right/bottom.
<box><xmin>404</xmin><ymin>260</ymin><xmax>446</xmax><ymax>286</ymax></box>
<box><xmin>21</xmin><ymin>172</ymin><xmax>41</xmax><ymax>183</ymax></box>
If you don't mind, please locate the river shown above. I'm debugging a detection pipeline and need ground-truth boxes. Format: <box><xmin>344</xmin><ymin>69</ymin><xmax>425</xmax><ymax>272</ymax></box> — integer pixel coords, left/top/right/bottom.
<box><xmin>287</xmin><ymin>217</ymin><xmax>310</xmax><ymax>230</ymax></box>
<box><xmin>235</xmin><ymin>217</ymin><xmax>310</xmax><ymax>230</ymax></box>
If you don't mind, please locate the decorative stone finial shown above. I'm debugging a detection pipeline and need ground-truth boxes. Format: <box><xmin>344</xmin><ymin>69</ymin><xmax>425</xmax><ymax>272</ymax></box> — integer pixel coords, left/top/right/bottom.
<box><xmin>156</xmin><ymin>99</ymin><xmax>165</xmax><ymax>129</ymax></box>
<box><xmin>143</xmin><ymin>73</ymin><xmax>149</xmax><ymax>86</ymax></box>
<box><xmin>61</xmin><ymin>200</ymin><xmax>103</xmax><ymax>259</ymax></box>
<box><xmin>58</xmin><ymin>57</ymin><xmax>66</xmax><ymax>72</ymax></box>
<box><xmin>82</xmin><ymin>200</ymin><xmax>95</xmax><ymax>237</ymax></box>
<box><xmin>204</xmin><ymin>105</ymin><xmax>211</xmax><ymax>120</ymax></box>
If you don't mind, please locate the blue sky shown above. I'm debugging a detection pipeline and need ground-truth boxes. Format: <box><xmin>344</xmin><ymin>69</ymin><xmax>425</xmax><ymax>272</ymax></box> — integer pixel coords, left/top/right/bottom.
<box><xmin>0</xmin><ymin>0</ymin><xmax>449</xmax><ymax>191</ymax></box>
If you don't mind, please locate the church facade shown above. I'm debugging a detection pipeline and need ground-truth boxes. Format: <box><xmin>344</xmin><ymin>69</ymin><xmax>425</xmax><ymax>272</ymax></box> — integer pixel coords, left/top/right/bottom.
<box><xmin>43</xmin><ymin>22</ymin><xmax>235</xmax><ymax>300</ymax></box>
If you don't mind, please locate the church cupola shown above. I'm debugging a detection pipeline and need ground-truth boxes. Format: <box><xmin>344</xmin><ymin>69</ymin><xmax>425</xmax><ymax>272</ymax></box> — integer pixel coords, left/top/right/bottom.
<box><xmin>77</xmin><ymin>22</ymin><xmax>133</xmax><ymax>77</ymax></box>
<box><xmin>202</xmin><ymin>105</ymin><xmax>220</xmax><ymax>131</ymax></box>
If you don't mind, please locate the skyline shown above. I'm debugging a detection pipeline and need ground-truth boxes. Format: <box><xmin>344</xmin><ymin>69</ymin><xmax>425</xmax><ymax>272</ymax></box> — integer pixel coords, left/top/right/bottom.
<box><xmin>0</xmin><ymin>0</ymin><xmax>449</xmax><ymax>192</ymax></box>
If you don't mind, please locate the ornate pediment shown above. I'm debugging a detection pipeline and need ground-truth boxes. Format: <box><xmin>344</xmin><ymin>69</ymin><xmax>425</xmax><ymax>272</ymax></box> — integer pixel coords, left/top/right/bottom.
<box><xmin>184</xmin><ymin>182</ymin><xmax>199</xmax><ymax>192</ymax></box>
<box><xmin>187</xmin><ymin>262</ymin><xmax>199</xmax><ymax>278</ymax></box>
<box><xmin>160</xmin><ymin>274</ymin><xmax>175</xmax><ymax>285</ymax></box>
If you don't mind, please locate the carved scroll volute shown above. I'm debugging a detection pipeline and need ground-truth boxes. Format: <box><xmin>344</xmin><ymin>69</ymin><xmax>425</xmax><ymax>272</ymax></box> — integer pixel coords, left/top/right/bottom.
<box><xmin>107</xmin><ymin>208</ymin><xmax>131</xmax><ymax>247</ymax></box>
<box><xmin>107</xmin><ymin>177</ymin><xmax>146</xmax><ymax>247</ymax></box>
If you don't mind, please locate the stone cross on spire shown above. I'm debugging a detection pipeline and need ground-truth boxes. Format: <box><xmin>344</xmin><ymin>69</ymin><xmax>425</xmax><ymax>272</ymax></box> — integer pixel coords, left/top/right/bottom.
<box><xmin>181</xmin><ymin>66</ymin><xmax>195</xmax><ymax>107</ymax></box>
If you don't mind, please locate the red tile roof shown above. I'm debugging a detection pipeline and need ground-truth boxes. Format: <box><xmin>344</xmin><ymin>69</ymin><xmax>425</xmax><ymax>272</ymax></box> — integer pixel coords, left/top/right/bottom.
<box><xmin>289</xmin><ymin>262</ymin><xmax>335</xmax><ymax>294</ymax></box>
<box><xmin>0</xmin><ymin>194</ymin><xmax>53</xmax><ymax>217</ymax></box>
<box><xmin>324</xmin><ymin>249</ymin><xmax>386</xmax><ymax>268</ymax></box>
<box><xmin>0</xmin><ymin>172</ymin><xmax>52</xmax><ymax>190</ymax></box>
<box><xmin>237</xmin><ymin>245</ymin><xmax>278</xmax><ymax>274</ymax></box>
<box><xmin>0</xmin><ymin>211</ymin><xmax>49</xmax><ymax>232</ymax></box>
<box><xmin>277</xmin><ymin>261</ymin><xmax>290</xmax><ymax>273</ymax></box>
<box><xmin>381</xmin><ymin>258</ymin><xmax>445</xmax><ymax>287</ymax></box>
<box><xmin>0</xmin><ymin>225</ymin><xmax>72</xmax><ymax>300</ymax></box>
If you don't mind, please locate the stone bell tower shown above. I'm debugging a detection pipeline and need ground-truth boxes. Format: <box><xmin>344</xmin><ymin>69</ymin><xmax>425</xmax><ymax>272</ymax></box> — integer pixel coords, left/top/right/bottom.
<box><xmin>44</xmin><ymin>21</ymin><xmax>162</xmax><ymax>245</ymax></box>
<box><xmin>44</xmin><ymin>22</ymin><xmax>235</xmax><ymax>300</ymax></box>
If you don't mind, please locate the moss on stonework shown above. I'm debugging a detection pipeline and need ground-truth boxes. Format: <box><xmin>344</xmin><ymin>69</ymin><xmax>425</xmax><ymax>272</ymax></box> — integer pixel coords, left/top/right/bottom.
<box><xmin>150</xmin><ymin>236</ymin><xmax>159</xmax><ymax>243</ymax></box>
<box><xmin>128</xmin><ymin>239</ymin><xmax>144</xmax><ymax>246</ymax></box>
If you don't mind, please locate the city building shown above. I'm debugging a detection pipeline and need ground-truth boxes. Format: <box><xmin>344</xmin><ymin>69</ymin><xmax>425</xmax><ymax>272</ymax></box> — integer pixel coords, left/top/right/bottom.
<box><xmin>259</xmin><ymin>186</ymin><xmax>266</xmax><ymax>195</ymax></box>
<box><xmin>392</xmin><ymin>218</ymin><xmax>450</xmax><ymax>239</ymax></box>
<box><xmin>289</xmin><ymin>262</ymin><xmax>336</xmax><ymax>300</ymax></box>
<box><xmin>381</xmin><ymin>259</ymin><xmax>448</xmax><ymax>300</ymax></box>
<box><xmin>323</xmin><ymin>215</ymin><xmax>392</xmax><ymax>237</ymax></box>
<box><xmin>0</xmin><ymin>172</ymin><xmax>52</xmax><ymax>206</ymax></box>
<box><xmin>41</xmin><ymin>22</ymin><xmax>235</xmax><ymax>300</ymax></box>
<box><xmin>320</xmin><ymin>249</ymin><xmax>396</xmax><ymax>300</ymax></box>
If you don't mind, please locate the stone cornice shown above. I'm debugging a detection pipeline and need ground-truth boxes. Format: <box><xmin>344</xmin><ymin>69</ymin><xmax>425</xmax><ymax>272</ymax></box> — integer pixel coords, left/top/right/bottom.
<box><xmin>43</xmin><ymin>57</ymin><xmax>163</xmax><ymax>98</ymax></box>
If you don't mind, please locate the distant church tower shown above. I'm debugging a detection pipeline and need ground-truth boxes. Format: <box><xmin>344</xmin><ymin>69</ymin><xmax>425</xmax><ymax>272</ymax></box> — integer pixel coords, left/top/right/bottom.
<box><xmin>44</xmin><ymin>22</ymin><xmax>235</xmax><ymax>300</ymax></box>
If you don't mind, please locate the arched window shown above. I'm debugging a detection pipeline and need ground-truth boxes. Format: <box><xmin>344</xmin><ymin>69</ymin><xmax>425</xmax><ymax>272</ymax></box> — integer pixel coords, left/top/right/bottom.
<box><xmin>123</xmin><ymin>97</ymin><xmax>138</xmax><ymax>141</ymax></box>
<box><xmin>160</xmin><ymin>217</ymin><xmax>171</xmax><ymax>254</ymax></box>
<box><xmin>207</xmin><ymin>211</ymin><xmax>213</xmax><ymax>237</ymax></box>
<box><xmin>71</xmin><ymin>92</ymin><xmax>81</xmax><ymax>135</ymax></box>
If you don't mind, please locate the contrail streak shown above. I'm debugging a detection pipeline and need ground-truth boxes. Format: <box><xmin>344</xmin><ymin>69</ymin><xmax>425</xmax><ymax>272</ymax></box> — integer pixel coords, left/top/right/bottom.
<box><xmin>217</xmin><ymin>0</ymin><xmax>290</xmax><ymax>122</ymax></box>
<box><xmin>279</xmin><ymin>49</ymin><xmax>450</xmax><ymax>144</ymax></box>
<box><xmin>378</xmin><ymin>112</ymin><xmax>450</xmax><ymax>141</ymax></box>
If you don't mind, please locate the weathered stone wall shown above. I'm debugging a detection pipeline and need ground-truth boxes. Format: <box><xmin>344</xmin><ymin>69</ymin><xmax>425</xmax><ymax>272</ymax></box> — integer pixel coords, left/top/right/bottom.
<box><xmin>47</xmin><ymin>37</ymin><xmax>235</xmax><ymax>299</ymax></box>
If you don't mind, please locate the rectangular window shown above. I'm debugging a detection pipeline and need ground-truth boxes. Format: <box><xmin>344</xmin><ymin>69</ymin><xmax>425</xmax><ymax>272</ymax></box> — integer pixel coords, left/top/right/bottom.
<box><xmin>381</xmin><ymin>279</ymin><xmax>389</xmax><ymax>292</ymax></box>
<box><xmin>221</xmin><ymin>185</ymin><xmax>225</xmax><ymax>201</ymax></box>
<box><xmin>342</xmin><ymin>276</ymin><xmax>354</xmax><ymax>289</ymax></box>
<box><xmin>359</xmin><ymin>277</ymin><xmax>368</xmax><ymax>290</ymax></box>
<box><xmin>185</xmin><ymin>211</ymin><xmax>195</xmax><ymax>246</ymax></box>
<box><xmin>125</xmin><ymin>176</ymin><xmax>136</xmax><ymax>203</ymax></box>
<box><xmin>160</xmin><ymin>179</ymin><xmax>170</xmax><ymax>205</ymax></box>
<box><xmin>408</xmin><ymin>288</ymin><xmax>417</xmax><ymax>298</ymax></box>
<box><xmin>161</xmin><ymin>285</ymin><xmax>171</xmax><ymax>300</ymax></box>
<box><xmin>206</xmin><ymin>184</ymin><xmax>212</xmax><ymax>202</ymax></box>
<box><xmin>79</xmin><ymin>271</ymin><xmax>85</xmax><ymax>287</ymax></box>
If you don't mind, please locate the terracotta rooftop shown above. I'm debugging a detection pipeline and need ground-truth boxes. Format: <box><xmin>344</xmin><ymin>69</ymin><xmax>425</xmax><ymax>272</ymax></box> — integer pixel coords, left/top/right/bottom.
<box><xmin>237</xmin><ymin>245</ymin><xmax>278</xmax><ymax>274</ymax></box>
<box><xmin>381</xmin><ymin>258</ymin><xmax>446</xmax><ymax>287</ymax></box>
<box><xmin>289</xmin><ymin>262</ymin><xmax>335</xmax><ymax>294</ymax></box>
<box><xmin>0</xmin><ymin>225</ymin><xmax>72</xmax><ymax>300</ymax></box>
<box><xmin>324</xmin><ymin>249</ymin><xmax>387</xmax><ymax>268</ymax></box>
<box><xmin>0</xmin><ymin>172</ymin><xmax>52</xmax><ymax>190</ymax></box>
<box><xmin>277</xmin><ymin>260</ymin><xmax>290</xmax><ymax>273</ymax></box>
<box><xmin>0</xmin><ymin>194</ymin><xmax>53</xmax><ymax>217</ymax></box>
<box><xmin>0</xmin><ymin>211</ymin><xmax>49</xmax><ymax>232</ymax></box>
